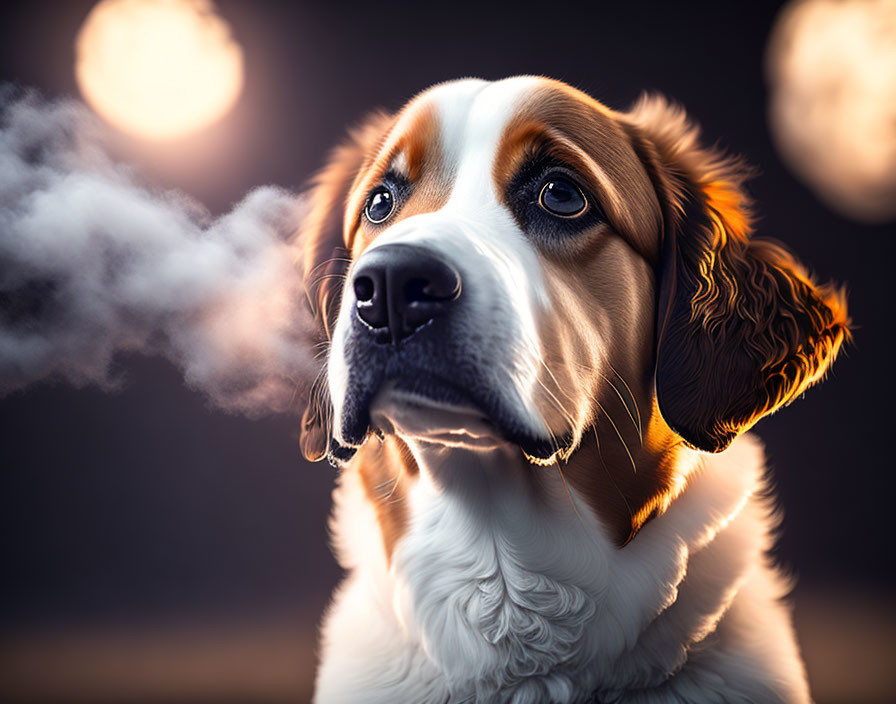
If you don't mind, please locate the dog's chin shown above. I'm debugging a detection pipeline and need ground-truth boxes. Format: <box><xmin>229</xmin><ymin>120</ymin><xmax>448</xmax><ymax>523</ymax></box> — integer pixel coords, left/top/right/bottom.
<box><xmin>370</xmin><ymin>387</ymin><xmax>507</xmax><ymax>452</ymax></box>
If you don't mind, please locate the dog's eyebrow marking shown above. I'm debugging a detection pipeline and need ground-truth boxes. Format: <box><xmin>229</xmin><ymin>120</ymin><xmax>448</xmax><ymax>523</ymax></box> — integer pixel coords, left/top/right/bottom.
<box><xmin>344</xmin><ymin>101</ymin><xmax>443</xmax><ymax>251</ymax></box>
<box><xmin>494</xmin><ymin>82</ymin><xmax>662</xmax><ymax>265</ymax></box>
<box><xmin>495</xmin><ymin>122</ymin><xmax>622</xmax><ymax>216</ymax></box>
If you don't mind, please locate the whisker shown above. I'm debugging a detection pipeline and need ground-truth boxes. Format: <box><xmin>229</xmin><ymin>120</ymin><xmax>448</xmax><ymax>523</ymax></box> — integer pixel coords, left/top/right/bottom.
<box><xmin>593</xmin><ymin>396</ymin><xmax>638</xmax><ymax>475</ymax></box>
<box><xmin>382</xmin><ymin>472</ymin><xmax>404</xmax><ymax>502</ymax></box>
<box><xmin>555</xmin><ymin>462</ymin><xmax>585</xmax><ymax>526</ymax></box>
<box><xmin>305</xmin><ymin>255</ymin><xmax>353</xmax><ymax>281</ymax></box>
<box><xmin>533</xmin><ymin>355</ymin><xmax>577</xmax><ymax>432</ymax></box>
<box><xmin>534</xmin><ymin>374</ymin><xmax>577</xmax><ymax>432</ymax></box>
<box><xmin>595</xmin><ymin>370</ymin><xmax>642</xmax><ymax>444</ymax></box>
<box><xmin>302</xmin><ymin>256</ymin><xmax>351</xmax><ymax>316</ymax></box>
<box><xmin>533</xmin><ymin>376</ymin><xmax>577</xmax><ymax>461</ymax></box>
<box><xmin>542</xmin><ymin>354</ymin><xmax>643</xmax><ymax>443</ymax></box>
<box><xmin>306</xmin><ymin>269</ymin><xmax>349</xmax><ymax>320</ymax></box>
<box><xmin>384</xmin><ymin>493</ymin><xmax>407</xmax><ymax>506</ymax></box>
<box><xmin>593</xmin><ymin>424</ymin><xmax>634</xmax><ymax>525</ymax></box>
<box><xmin>373</xmin><ymin>476</ymin><xmax>399</xmax><ymax>490</ymax></box>
<box><xmin>604</xmin><ymin>361</ymin><xmax>643</xmax><ymax>440</ymax></box>
<box><xmin>309</xmin><ymin>272</ymin><xmax>349</xmax><ymax>291</ymax></box>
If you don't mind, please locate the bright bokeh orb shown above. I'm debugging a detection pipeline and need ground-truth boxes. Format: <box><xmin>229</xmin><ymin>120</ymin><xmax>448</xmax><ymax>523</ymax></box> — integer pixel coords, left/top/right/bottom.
<box><xmin>766</xmin><ymin>0</ymin><xmax>896</xmax><ymax>223</ymax></box>
<box><xmin>75</xmin><ymin>0</ymin><xmax>244</xmax><ymax>140</ymax></box>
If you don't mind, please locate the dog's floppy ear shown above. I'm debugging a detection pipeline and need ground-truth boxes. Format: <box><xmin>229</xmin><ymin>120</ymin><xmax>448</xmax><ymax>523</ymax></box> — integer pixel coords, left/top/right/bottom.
<box><xmin>623</xmin><ymin>95</ymin><xmax>850</xmax><ymax>453</ymax></box>
<box><xmin>298</xmin><ymin>110</ymin><xmax>394</xmax><ymax>462</ymax></box>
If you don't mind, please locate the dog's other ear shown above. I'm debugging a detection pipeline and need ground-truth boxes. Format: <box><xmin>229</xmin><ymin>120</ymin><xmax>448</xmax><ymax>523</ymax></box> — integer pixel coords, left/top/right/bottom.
<box><xmin>623</xmin><ymin>95</ymin><xmax>850</xmax><ymax>453</ymax></box>
<box><xmin>298</xmin><ymin>110</ymin><xmax>394</xmax><ymax>461</ymax></box>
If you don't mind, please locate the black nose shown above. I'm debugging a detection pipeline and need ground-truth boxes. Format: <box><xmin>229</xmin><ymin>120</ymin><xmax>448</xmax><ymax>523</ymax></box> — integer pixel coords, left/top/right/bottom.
<box><xmin>352</xmin><ymin>243</ymin><xmax>462</xmax><ymax>343</ymax></box>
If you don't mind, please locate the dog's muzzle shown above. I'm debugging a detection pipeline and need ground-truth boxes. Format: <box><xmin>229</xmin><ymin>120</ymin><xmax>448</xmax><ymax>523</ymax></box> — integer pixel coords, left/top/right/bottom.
<box><xmin>328</xmin><ymin>237</ymin><xmax>568</xmax><ymax>466</ymax></box>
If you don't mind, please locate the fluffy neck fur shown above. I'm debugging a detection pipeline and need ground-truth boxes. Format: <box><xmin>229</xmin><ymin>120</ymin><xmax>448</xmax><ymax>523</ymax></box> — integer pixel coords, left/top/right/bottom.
<box><xmin>315</xmin><ymin>434</ymin><xmax>811</xmax><ymax>704</ymax></box>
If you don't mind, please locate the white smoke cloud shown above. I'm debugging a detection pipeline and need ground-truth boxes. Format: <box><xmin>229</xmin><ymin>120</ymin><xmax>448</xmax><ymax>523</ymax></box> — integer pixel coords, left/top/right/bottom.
<box><xmin>0</xmin><ymin>87</ymin><xmax>319</xmax><ymax>416</ymax></box>
<box><xmin>766</xmin><ymin>0</ymin><xmax>896</xmax><ymax>223</ymax></box>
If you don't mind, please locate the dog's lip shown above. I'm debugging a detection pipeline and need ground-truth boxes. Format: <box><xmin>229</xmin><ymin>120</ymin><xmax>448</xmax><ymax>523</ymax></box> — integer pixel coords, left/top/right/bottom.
<box><xmin>334</xmin><ymin>372</ymin><xmax>571</xmax><ymax>464</ymax></box>
<box><xmin>370</xmin><ymin>383</ymin><xmax>503</xmax><ymax>448</ymax></box>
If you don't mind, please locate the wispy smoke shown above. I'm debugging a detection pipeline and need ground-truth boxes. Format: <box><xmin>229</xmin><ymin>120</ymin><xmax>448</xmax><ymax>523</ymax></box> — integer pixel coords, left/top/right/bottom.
<box><xmin>0</xmin><ymin>87</ymin><xmax>318</xmax><ymax>416</ymax></box>
<box><xmin>766</xmin><ymin>0</ymin><xmax>896</xmax><ymax>223</ymax></box>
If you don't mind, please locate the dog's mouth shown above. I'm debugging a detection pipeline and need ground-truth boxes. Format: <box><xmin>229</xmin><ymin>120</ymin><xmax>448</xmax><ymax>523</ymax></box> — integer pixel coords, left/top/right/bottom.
<box><xmin>370</xmin><ymin>381</ymin><xmax>505</xmax><ymax>452</ymax></box>
<box><xmin>332</xmin><ymin>372</ymin><xmax>571</xmax><ymax>464</ymax></box>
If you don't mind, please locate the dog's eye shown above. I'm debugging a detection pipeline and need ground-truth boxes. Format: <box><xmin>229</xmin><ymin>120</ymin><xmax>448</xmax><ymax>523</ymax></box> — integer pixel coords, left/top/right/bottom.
<box><xmin>538</xmin><ymin>178</ymin><xmax>587</xmax><ymax>217</ymax></box>
<box><xmin>365</xmin><ymin>186</ymin><xmax>394</xmax><ymax>224</ymax></box>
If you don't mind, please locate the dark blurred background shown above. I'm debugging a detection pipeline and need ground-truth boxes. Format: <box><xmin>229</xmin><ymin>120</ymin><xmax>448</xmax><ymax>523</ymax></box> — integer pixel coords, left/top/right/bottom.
<box><xmin>1</xmin><ymin>1</ymin><xmax>893</xmax><ymax>702</ymax></box>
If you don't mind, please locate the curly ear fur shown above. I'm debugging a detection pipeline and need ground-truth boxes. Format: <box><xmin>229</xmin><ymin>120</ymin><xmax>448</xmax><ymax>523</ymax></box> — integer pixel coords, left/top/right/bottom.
<box><xmin>298</xmin><ymin>110</ymin><xmax>394</xmax><ymax>462</ymax></box>
<box><xmin>624</xmin><ymin>95</ymin><xmax>850</xmax><ymax>453</ymax></box>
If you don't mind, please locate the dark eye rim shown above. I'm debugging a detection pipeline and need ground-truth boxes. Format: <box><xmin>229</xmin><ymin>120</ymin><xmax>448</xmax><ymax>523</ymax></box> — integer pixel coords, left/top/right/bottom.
<box><xmin>537</xmin><ymin>175</ymin><xmax>588</xmax><ymax>218</ymax></box>
<box><xmin>502</xmin><ymin>153</ymin><xmax>606</xmax><ymax>244</ymax></box>
<box><xmin>364</xmin><ymin>185</ymin><xmax>395</xmax><ymax>224</ymax></box>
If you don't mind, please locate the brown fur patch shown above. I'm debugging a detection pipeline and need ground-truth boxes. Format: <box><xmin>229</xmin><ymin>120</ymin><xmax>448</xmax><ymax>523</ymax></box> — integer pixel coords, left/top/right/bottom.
<box><xmin>345</xmin><ymin>100</ymin><xmax>451</xmax><ymax>257</ymax></box>
<box><xmin>559</xmin><ymin>397</ymin><xmax>686</xmax><ymax>546</ymax></box>
<box><xmin>494</xmin><ymin>80</ymin><xmax>664</xmax><ymax>265</ymax></box>
<box><xmin>355</xmin><ymin>435</ymin><xmax>417</xmax><ymax>562</ymax></box>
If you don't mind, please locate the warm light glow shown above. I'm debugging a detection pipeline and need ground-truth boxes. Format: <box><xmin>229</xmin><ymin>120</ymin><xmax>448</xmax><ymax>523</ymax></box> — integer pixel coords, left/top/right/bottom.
<box><xmin>75</xmin><ymin>0</ymin><xmax>244</xmax><ymax>140</ymax></box>
<box><xmin>766</xmin><ymin>0</ymin><xmax>896</xmax><ymax>222</ymax></box>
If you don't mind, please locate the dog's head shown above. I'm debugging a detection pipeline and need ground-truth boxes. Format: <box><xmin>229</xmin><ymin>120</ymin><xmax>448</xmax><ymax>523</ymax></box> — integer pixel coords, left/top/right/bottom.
<box><xmin>298</xmin><ymin>77</ymin><xmax>848</xmax><ymax>541</ymax></box>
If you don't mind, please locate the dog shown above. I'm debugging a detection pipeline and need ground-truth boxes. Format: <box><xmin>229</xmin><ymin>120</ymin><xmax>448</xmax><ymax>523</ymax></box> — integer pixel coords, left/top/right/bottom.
<box><xmin>297</xmin><ymin>77</ymin><xmax>849</xmax><ymax>703</ymax></box>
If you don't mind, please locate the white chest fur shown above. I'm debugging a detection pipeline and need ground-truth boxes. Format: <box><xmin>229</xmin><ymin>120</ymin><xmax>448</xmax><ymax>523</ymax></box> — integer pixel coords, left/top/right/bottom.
<box><xmin>314</xmin><ymin>435</ymin><xmax>811</xmax><ymax>704</ymax></box>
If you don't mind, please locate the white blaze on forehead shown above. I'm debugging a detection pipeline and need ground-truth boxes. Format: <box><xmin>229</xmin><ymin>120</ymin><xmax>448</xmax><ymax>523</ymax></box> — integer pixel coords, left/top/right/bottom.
<box><xmin>429</xmin><ymin>77</ymin><xmax>543</xmax><ymax>208</ymax></box>
<box><xmin>433</xmin><ymin>77</ymin><xmax>553</xmax><ymax>436</ymax></box>
<box><xmin>420</xmin><ymin>78</ymin><xmax>489</xmax><ymax>168</ymax></box>
<box><xmin>429</xmin><ymin>75</ymin><xmax>553</xmax><ymax>309</ymax></box>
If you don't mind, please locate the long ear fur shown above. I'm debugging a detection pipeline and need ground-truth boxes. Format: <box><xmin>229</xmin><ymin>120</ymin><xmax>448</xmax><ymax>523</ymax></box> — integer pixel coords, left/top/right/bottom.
<box><xmin>298</xmin><ymin>110</ymin><xmax>393</xmax><ymax>461</ymax></box>
<box><xmin>624</xmin><ymin>95</ymin><xmax>850</xmax><ymax>453</ymax></box>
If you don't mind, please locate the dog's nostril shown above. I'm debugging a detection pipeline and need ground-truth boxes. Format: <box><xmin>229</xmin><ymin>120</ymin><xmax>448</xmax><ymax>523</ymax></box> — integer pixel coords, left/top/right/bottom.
<box><xmin>405</xmin><ymin>274</ymin><xmax>461</xmax><ymax>304</ymax></box>
<box><xmin>404</xmin><ymin>277</ymin><xmax>429</xmax><ymax>303</ymax></box>
<box><xmin>354</xmin><ymin>275</ymin><xmax>375</xmax><ymax>302</ymax></box>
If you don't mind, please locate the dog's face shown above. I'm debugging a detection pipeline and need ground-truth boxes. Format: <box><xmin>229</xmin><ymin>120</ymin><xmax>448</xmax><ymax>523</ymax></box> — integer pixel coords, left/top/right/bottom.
<box><xmin>300</xmin><ymin>77</ymin><xmax>848</xmax><ymax>543</ymax></box>
<box><xmin>330</xmin><ymin>77</ymin><xmax>662</xmax><ymax>462</ymax></box>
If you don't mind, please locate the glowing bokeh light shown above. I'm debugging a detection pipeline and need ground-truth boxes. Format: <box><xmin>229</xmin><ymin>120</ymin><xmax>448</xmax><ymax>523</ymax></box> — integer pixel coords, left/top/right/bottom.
<box><xmin>75</xmin><ymin>0</ymin><xmax>244</xmax><ymax>141</ymax></box>
<box><xmin>766</xmin><ymin>0</ymin><xmax>896</xmax><ymax>223</ymax></box>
